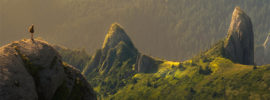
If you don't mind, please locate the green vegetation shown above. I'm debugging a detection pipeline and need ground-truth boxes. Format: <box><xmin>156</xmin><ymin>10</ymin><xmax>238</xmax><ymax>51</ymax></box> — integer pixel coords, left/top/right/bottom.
<box><xmin>80</xmin><ymin>37</ymin><xmax>270</xmax><ymax>99</ymax></box>
<box><xmin>54</xmin><ymin>22</ymin><xmax>270</xmax><ymax>100</ymax></box>
<box><xmin>84</xmin><ymin>41</ymin><xmax>138</xmax><ymax>99</ymax></box>
<box><xmin>38</xmin><ymin>1</ymin><xmax>270</xmax><ymax>98</ymax></box>
<box><xmin>109</xmin><ymin>57</ymin><xmax>270</xmax><ymax>100</ymax></box>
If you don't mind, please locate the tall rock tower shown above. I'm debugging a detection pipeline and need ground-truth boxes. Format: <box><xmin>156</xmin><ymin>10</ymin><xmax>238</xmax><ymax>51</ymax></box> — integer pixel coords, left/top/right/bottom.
<box><xmin>224</xmin><ymin>7</ymin><xmax>254</xmax><ymax>65</ymax></box>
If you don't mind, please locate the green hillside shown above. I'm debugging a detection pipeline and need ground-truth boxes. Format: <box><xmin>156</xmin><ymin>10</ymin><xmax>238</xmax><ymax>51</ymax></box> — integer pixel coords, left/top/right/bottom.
<box><xmin>110</xmin><ymin>57</ymin><xmax>270</xmax><ymax>100</ymax></box>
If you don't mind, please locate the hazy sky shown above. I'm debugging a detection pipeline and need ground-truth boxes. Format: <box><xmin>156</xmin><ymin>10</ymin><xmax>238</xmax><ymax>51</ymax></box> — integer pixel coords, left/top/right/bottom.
<box><xmin>1</xmin><ymin>0</ymin><xmax>270</xmax><ymax>61</ymax></box>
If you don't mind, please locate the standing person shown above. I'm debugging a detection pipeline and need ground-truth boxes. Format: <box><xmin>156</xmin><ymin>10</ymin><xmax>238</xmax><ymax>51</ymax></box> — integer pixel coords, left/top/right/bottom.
<box><xmin>28</xmin><ymin>24</ymin><xmax>34</xmax><ymax>41</ymax></box>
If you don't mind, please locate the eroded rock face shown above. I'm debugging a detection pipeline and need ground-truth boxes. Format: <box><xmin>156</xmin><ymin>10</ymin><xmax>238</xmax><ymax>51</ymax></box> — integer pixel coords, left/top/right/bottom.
<box><xmin>0</xmin><ymin>45</ymin><xmax>38</xmax><ymax>100</ymax></box>
<box><xmin>53</xmin><ymin>64</ymin><xmax>96</xmax><ymax>100</ymax></box>
<box><xmin>102</xmin><ymin>23</ymin><xmax>136</xmax><ymax>54</ymax></box>
<box><xmin>0</xmin><ymin>39</ymin><xmax>96</xmax><ymax>100</ymax></box>
<box><xmin>13</xmin><ymin>39</ymin><xmax>65</xmax><ymax>100</ymax></box>
<box><xmin>224</xmin><ymin>7</ymin><xmax>254</xmax><ymax>65</ymax></box>
<box><xmin>135</xmin><ymin>54</ymin><xmax>162</xmax><ymax>73</ymax></box>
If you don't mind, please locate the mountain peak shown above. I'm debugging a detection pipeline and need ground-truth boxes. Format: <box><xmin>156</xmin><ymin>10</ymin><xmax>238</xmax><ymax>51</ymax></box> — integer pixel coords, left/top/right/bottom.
<box><xmin>229</xmin><ymin>7</ymin><xmax>251</xmax><ymax>32</ymax></box>
<box><xmin>224</xmin><ymin>7</ymin><xmax>254</xmax><ymax>65</ymax></box>
<box><xmin>109</xmin><ymin>23</ymin><xmax>124</xmax><ymax>33</ymax></box>
<box><xmin>102</xmin><ymin>23</ymin><xmax>135</xmax><ymax>53</ymax></box>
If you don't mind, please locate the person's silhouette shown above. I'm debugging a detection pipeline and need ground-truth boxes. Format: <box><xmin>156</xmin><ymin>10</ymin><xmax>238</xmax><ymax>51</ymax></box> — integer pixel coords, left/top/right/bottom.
<box><xmin>28</xmin><ymin>24</ymin><xmax>34</xmax><ymax>41</ymax></box>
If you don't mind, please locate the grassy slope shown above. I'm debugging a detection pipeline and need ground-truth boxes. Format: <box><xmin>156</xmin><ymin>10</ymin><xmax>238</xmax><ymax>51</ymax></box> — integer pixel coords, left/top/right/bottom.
<box><xmin>108</xmin><ymin>40</ymin><xmax>270</xmax><ymax>100</ymax></box>
<box><xmin>110</xmin><ymin>57</ymin><xmax>270</xmax><ymax>100</ymax></box>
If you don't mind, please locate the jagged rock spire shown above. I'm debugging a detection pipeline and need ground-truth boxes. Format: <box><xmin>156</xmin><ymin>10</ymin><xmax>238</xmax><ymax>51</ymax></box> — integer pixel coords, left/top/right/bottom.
<box><xmin>102</xmin><ymin>23</ymin><xmax>135</xmax><ymax>53</ymax></box>
<box><xmin>224</xmin><ymin>7</ymin><xmax>254</xmax><ymax>65</ymax></box>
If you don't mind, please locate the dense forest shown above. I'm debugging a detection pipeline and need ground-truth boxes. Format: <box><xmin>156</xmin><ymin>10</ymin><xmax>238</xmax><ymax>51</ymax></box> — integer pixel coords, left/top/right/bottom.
<box><xmin>1</xmin><ymin>0</ymin><xmax>270</xmax><ymax>61</ymax></box>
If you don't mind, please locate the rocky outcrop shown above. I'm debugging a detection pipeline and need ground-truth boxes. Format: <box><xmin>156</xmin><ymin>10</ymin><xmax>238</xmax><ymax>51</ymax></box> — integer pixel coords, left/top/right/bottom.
<box><xmin>102</xmin><ymin>23</ymin><xmax>136</xmax><ymax>55</ymax></box>
<box><xmin>224</xmin><ymin>7</ymin><xmax>254</xmax><ymax>65</ymax></box>
<box><xmin>135</xmin><ymin>54</ymin><xmax>162</xmax><ymax>73</ymax></box>
<box><xmin>0</xmin><ymin>39</ymin><xmax>96</xmax><ymax>100</ymax></box>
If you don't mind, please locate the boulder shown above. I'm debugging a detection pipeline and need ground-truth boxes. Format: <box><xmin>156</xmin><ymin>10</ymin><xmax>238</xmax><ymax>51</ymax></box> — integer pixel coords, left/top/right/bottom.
<box><xmin>0</xmin><ymin>39</ymin><xmax>96</xmax><ymax>100</ymax></box>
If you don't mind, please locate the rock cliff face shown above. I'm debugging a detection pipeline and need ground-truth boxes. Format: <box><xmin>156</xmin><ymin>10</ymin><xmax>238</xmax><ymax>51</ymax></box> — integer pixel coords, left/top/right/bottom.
<box><xmin>102</xmin><ymin>23</ymin><xmax>136</xmax><ymax>55</ymax></box>
<box><xmin>135</xmin><ymin>54</ymin><xmax>162</xmax><ymax>73</ymax></box>
<box><xmin>224</xmin><ymin>7</ymin><xmax>254</xmax><ymax>65</ymax></box>
<box><xmin>0</xmin><ymin>39</ymin><xmax>96</xmax><ymax>100</ymax></box>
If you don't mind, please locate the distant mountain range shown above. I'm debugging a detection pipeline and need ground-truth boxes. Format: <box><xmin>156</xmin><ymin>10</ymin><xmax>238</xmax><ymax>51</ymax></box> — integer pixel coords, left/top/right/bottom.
<box><xmin>54</xmin><ymin>7</ymin><xmax>270</xmax><ymax>99</ymax></box>
<box><xmin>2</xmin><ymin>0</ymin><xmax>270</xmax><ymax>61</ymax></box>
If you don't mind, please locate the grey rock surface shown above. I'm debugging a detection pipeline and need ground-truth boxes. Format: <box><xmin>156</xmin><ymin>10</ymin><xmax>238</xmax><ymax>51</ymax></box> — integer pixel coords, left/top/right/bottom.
<box><xmin>135</xmin><ymin>54</ymin><xmax>162</xmax><ymax>73</ymax></box>
<box><xmin>0</xmin><ymin>44</ymin><xmax>38</xmax><ymax>100</ymax></box>
<box><xmin>102</xmin><ymin>23</ymin><xmax>135</xmax><ymax>54</ymax></box>
<box><xmin>51</xmin><ymin>63</ymin><xmax>97</xmax><ymax>100</ymax></box>
<box><xmin>0</xmin><ymin>39</ymin><xmax>96</xmax><ymax>100</ymax></box>
<box><xmin>13</xmin><ymin>39</ymin><xmax>65</xmax><ymax>100</ymax></box>
<box><xmin>224</xmin><ymin>7</ymin><xmax>254</xmax><ymax>65</ymax></box>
